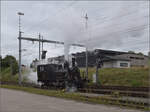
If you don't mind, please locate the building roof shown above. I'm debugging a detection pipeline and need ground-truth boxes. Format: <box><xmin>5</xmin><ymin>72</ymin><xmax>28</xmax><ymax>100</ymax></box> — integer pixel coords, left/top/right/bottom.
<box><xmin>102</xmin><ymin>55</ymin><xmax>130</xmax><ymax>62</ymax></box>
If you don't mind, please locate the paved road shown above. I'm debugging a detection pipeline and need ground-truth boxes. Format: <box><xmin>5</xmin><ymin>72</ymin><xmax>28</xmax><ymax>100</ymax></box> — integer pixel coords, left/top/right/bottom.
<box><xmin>0</xmin><ymin>88</ymin><xmax>144</xmax><ymax>112</ymax></box>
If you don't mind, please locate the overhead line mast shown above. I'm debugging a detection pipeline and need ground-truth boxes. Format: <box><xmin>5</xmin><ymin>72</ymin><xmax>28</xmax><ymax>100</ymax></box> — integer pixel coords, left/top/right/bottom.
<box><xmin>19</xmin><ymin>37</ymin><xmax>85</xmax><ymax>47</ymax></box>
<box><xmin>39</xmin><ymin>33</ymin><xmax>41</xmax><ymax>60</ymax></box>
<box><xmin>84</xmin><ymin>13</ymin><xmax>88</xmax><ymax>80</ymax></box>
<box><xmin>18</xmin><ymin>12</ymin><xmax>24</xmax><ymax>85</ymax></box>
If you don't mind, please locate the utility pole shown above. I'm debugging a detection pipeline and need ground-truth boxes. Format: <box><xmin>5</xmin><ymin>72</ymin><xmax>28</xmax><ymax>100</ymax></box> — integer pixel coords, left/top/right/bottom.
<box><xmin>18</xmin><ymin>12</ymin><xmax>24</xmax><ymax>85</ymax></box>
<box><xmin>10</xmin><ymin>59</ymin><xmax>13</xmax><ymax>75</ymax></box>
<box><xmin>96</xmin><ymin>59</ymin><xmax>99</xmax><ymax>84</ymax></box>
<box><xmin>39</xmin><ymin>33</ymin><xmax>41</xmax><ymax>60</ymax></box>
<box><xmin>84</xmin><ymin>13</ymin><xmax>88</xmax><ymax>79</ymax></box>
<box><xmin>41</xmin><ymin>36</ymin><xmax>43</xmax><ymax>52</ymax></box>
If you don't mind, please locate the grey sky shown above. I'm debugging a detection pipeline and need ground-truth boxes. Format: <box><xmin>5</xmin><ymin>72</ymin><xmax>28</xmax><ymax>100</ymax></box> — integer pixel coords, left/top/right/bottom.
<box><xmin>1</xmin><ymin>1</ymin><xmax>149</xmax><ymax>64</ymax></box>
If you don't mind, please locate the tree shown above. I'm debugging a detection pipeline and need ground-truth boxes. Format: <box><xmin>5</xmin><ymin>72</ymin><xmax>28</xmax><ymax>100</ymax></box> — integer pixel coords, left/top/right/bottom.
<box><xmin>0</xmin><ymin>55</ymin><xmax>2</xmax><ymax>60</ymax></box>
<box><xmin>2</xmin><ymin>55</ymin><xmax>18</xmax><ymax>75</ymax></box>
<box><xmin>137</xmin><ymin>52</ymin><xmax>143</xmax><ymax>55</ymax></box>
<box><xmin>128</xmin><ymin>51</ymin><xmax>135</xmax><ymax>54</ymax></box>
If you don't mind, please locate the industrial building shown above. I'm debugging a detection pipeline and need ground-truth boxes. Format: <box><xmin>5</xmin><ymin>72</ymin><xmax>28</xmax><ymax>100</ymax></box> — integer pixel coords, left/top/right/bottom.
<box><xmin>102</xmin><ymin>55</ymin><xmax>130</xmax><ymax>68</ymax></box>
<box><xmin>48</xmin><ymin>49</ymin><xmax>149</xmax><ymax>68</ymax></box>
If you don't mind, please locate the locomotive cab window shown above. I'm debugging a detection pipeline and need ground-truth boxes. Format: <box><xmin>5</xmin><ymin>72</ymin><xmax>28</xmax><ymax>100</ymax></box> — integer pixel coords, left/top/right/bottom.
<box><xmin>39</xmin><ymin>66</ymin><xmax>45</xmax><ymax>72</ymax></box>
<box><xmin>58</xmin><ymin>65</ymin><xmax>63</xmax><ymax>70</ymax></box>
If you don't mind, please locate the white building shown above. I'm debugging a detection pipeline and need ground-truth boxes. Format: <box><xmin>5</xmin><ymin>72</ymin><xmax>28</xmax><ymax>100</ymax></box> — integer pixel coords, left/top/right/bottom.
<box><xmin>102</xmin><ymin>56</ymin><xmax>130</xmax><ymax>68</ymax></box>
<box><xmin>114</xmin><ymin>54</ymin><xmax>148</xmax><ymax>67</ymax></box>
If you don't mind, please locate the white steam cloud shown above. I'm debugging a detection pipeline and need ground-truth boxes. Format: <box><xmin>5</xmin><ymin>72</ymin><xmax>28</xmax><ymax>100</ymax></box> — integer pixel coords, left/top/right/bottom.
<box><xmin>1</xmin><ymin>1</ymin><xmax>149</xmax><ymax>65</ymax></box>
<box><xmin>48</xmin><ymin>1</ymin><xmax>149</xmax><ymax>55</ymax></box>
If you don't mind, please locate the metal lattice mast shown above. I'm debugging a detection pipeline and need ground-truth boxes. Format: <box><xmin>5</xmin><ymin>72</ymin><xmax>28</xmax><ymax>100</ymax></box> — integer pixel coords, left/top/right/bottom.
<box><xmin>39</xmin><ymin>33</ymin><xmax>41</xmax><ymax>60</ymax></box>
<box><xmin>18</xmin><ymin>12</ymin><xmax>24</xmax><ymax>85</ymax></box>
<box><xmin>84</xmin><ymin>13</ymin><xmax>88</xmax><ymax>79</ymax></box>
<box><xmin>42</xmin><ymin>36</ymin><xmax>44</xmax><ymax>52</ymax></box>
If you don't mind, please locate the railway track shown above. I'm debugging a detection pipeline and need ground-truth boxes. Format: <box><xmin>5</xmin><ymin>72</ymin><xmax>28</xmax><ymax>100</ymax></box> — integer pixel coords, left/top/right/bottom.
<box><xmin>78</xmin><ymin>88</ymin><xmax>149</xmax><ymax>98</ymax></box>
<box><xmin>79</xmin><ymin>84</ymin><xmax>150</xmax><ymax>98</ymax></box>
<box><xmin>86</xmin><ymin>84</ymin><xmax>149</xmax><ymax>92</ymax></box>
<box><xmin>78</xmin><ymin>92</ymin><xmax>149</xmax><ymax>109</ymax></box>
<box><xmin>1</xmin><ymin>81</ymin><xmax>149</xmax><ymax>98</ymax></box>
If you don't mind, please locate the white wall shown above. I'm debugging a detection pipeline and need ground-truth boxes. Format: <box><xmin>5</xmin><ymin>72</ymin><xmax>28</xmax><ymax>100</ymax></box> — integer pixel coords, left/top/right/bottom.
<box><xmin>116</xmin><ymin>60</ymin><xmax>130</xmax><ymax>68</ymax></box>
<box><xmin>103</xmin><ymin>61</ymin><xmax>117</xmax><ymax>68</ymax></box>
<box><xmin>115</xmin><ymin>54</ymin><xmax>148</xmax><ymax>67</ymax></box>
<box><xmin>103</xmin><ymin>60</ymin><xmax>130</xmax><ymax>68</ymax></box>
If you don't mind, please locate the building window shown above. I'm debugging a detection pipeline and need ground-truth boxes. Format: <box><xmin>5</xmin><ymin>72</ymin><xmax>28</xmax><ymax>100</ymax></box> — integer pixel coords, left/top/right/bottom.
<box><xmin>120</xmin><ymin>63</ymin><xmax>128</xmax><ymax>67</ymax></box>
<box><xmin>130</xmin><ymin>57</ymin><xmax>144</xmax><ymax>60</ymax></box>
<box><xmin>130</xmin><ymin>57</ymin><xmax>135</xmax><ymax>59</ymax></box>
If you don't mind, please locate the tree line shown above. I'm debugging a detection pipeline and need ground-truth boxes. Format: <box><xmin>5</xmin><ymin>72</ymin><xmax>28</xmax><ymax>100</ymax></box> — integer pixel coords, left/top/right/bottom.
<box><xmin>1</xmin><ymin>55</ymin><xmax>18</xmax><ymax>75</ymax></box>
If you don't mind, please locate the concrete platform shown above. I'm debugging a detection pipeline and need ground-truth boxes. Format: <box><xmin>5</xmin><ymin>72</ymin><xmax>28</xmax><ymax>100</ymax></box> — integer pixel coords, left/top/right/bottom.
<box><xmin>0</xmin><ymin>88</ymin><xmax>145</xmax><ymax>112</ymax></box>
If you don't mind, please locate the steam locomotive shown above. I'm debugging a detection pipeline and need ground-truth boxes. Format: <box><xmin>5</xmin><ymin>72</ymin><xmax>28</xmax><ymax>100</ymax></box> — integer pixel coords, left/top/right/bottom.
<box><xmin>37</xmin><ymin>57</ymin><xmax>86</xmax><ymax>89</ymax></box>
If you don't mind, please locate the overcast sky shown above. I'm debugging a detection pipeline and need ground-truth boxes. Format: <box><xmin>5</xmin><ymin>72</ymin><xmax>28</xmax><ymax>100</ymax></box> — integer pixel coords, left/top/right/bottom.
<box><xmin>1</xmin><ymin>1</ymin><xmax>149</xmax><ymax>65</ymax></box>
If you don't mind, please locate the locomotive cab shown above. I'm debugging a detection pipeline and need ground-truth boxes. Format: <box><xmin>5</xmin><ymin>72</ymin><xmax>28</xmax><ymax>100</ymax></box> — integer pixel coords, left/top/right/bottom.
<box><xmin>37</xmin><ymin>57</ymin><xmax>86</xmax><ymax>89</ymax></box>
<box><xmin>37</xmin><ymin>64</ymin><xmax>66</xmax><ymax>87</ymax></box>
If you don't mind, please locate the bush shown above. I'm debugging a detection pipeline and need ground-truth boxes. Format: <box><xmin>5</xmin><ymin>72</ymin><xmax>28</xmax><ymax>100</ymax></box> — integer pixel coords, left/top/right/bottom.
<box><xmin>1</xmin><ymin>67</ymin><xmax>28</xmax><ymax>83</ymax></box>
<box><xmin>131</xmin><ymin>80</ymin><xmax>141</xmax><ymax>87</ymax></box>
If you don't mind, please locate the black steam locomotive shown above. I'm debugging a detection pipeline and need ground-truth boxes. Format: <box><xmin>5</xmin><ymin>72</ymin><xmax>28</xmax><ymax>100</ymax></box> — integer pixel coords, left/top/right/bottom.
<box><xmin>37</xmin><ymin>58</ymin><xmax>86</xmax><ymax>89</ymax></box>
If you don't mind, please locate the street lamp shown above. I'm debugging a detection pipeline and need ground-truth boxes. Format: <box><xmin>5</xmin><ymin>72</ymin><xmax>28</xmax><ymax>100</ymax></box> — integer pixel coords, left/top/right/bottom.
<box><xmin>18</xmin><ymin>12</ymin><xmax>24</xmax><ymax>15</ymax></box>
<box><xmin>17</xmin><ymin>12</ymin><xmax>24</xmax><ymax>85</ymax></box>
<box><xmin>18</xmin><ymin>12</ymin><xmax>24</xmax><ymax>32</ymax></box>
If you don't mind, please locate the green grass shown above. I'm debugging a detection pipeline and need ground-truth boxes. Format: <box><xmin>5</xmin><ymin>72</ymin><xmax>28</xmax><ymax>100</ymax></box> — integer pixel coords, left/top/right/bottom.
<box><xmin>80</xmin><ymin>67</ymin><xmax>149</xmax><ymax>87</ymax></box>
<box><xmin>0</xmin><ymin>67</ymin><xmax>28</xmax><ymax>83</ymax></box>
<box><xmin>1</xmin><ymin>84</ymin><xmax>149</xmax><ymax>111</ymax></box>
<box><xmin>1</xmin><ymin>66</ymin><xmax>149</xmax><ymax>87</ymax></box>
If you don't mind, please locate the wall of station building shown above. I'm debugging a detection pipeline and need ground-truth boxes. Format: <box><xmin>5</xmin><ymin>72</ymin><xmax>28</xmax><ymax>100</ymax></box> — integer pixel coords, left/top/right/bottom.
<box><xmin>103</xmin><ymin>60</ymin><xmax>130</xmax><ymax>68</ymax></box>
<box><xmin>116</xmin><ymin>54</ymin><xmax>148</xmax><ymax>67</ymax></box>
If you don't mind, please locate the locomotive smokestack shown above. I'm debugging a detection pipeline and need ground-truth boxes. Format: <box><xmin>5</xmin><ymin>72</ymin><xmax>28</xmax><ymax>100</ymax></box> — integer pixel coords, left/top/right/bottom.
<box><xmin>72</xmin><ymin>57</ymin><xmax>76</xmax><ymax>67</ymax></box>
<box><xmin>41</xmin><ymin>50</ymin><xmax>47</xmax><ymax>59</ymax></box>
